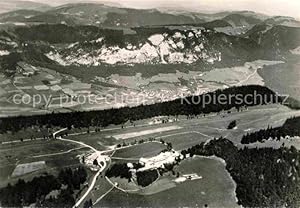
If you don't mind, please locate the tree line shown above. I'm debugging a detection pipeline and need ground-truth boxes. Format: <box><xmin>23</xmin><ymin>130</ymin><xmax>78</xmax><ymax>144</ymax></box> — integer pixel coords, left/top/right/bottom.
<box><xmin>0</xmin><ymin>85</ymin><xmax>282</xmax><ymax>134</ymax></box>
<box><xmin>0</xmin><ymin>166</ymin><xmax>87</xmax><ymax>207</ymax></box>
<box><xmin>241</xmin><ymin>116</ymin><xmax>300</xmax><ymax>144</ymax></box>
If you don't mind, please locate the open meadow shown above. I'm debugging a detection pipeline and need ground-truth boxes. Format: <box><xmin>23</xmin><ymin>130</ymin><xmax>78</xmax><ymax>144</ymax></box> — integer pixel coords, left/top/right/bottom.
<box><xmin>0</xmin><ymin>139</ymin><xmax>88</xmax><ymax>187</ymax></box>
<box><xmin>112</xmin><ymin>142</ymin><xmax>166</xmax><ymax>159</ymax></box>
<box><xmin>96</xmin><ymin>156</ymin><xmax>238</xmax><ymax>208</ymax></box>
<box><xmin>1</xmin><ymin>104</ymin><xmax>300</xmax><ymax>206</ymax></box>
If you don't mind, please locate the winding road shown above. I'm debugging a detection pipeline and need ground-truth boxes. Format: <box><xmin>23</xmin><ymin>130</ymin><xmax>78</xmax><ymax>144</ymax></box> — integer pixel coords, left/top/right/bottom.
<box><xmin>53</xmin><ymin>129</ymin><xmax>108</xmax><ymax>208</ymax></box>
<box><xmin>2</xmin><ymin>105</ymin><xmax>300</xmax><ymax>207</ymax></box>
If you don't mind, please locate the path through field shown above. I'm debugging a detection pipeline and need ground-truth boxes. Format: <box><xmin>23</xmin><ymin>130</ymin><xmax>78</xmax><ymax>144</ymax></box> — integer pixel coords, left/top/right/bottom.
<box><xmin>54</xmin><ymin>129</ymin><xmax>108</xmax><ymax>208</ymax></box>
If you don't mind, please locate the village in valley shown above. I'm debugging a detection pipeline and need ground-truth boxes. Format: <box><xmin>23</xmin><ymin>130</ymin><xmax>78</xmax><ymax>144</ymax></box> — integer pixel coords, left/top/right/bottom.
<box><xmin>1</xmin><ymin>0</ymin><xmax>300</xmax><ymax>207</ymax></box>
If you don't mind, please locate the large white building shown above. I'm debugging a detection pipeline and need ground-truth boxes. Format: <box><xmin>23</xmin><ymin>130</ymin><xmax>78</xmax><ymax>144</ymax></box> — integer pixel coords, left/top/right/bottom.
<box><xmin>138</xmin><ymin>151</ymin><xmax>180</xmax><ymax>172</ymax></box>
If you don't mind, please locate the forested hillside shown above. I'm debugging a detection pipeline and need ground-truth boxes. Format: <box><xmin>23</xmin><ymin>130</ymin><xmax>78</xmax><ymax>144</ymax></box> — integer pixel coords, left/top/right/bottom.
<box><xmin>182</xmin><ymin>138</ymin><xmax>300</xmax><ymax>207</ymax></box>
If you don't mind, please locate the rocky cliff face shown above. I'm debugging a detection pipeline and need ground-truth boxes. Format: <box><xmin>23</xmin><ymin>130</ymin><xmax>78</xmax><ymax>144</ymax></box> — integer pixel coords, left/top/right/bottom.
<box><xmin>46</xmin><ymin>29</ymin><xmax>222</xmax><ymax>66</ymax></box>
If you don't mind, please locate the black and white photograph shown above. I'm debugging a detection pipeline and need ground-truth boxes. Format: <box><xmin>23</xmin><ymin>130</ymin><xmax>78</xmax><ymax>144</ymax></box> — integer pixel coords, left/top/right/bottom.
<box><xmin>0</xmin><ymin>0</ymin><xmax>300</xmax><ymax>207</ymax></box>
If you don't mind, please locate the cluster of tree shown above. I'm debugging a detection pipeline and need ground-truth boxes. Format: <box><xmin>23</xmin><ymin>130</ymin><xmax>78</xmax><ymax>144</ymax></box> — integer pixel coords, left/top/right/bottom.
<box><xmin>0</xmin><ymin>85</ymin><xmax>282</xmax><ymax>134</ymax></box>
<box><xmin>181</xmin><ymin>137</ymin><xmax>237</xmax><ymax>160</ymax></box>
<box><xmin>41</xmin><ymin>187</ymin><xmax>76</xmax><ymax>208</ymax></box>
<box><xmin>241</xmin><ymin>116</ymin><xmax>300</xmax><ymax>144</ymax></box>
<box><xmin>0</xmin><ymin>174</ymin><xmax>60</xmax><ymax>207</ymax></box>
<box><xmin>116</xmin><ymin>138</ymin><xmax>150</xmax><ymax>148</ymax></box>
<box><xmin>284</xmin><ymin>96</ymin><xmax>300</xmax><ymax>110</ymax></box>
<box><xmin>160</xmin><ymin>142</ymin><xmax>173</xmax><ymax>153</ymax></box>
<box><xmin>227</xmin><ymin>120</ymin><xmax>237</xmax><ymax>129</ymax></box>
<box><xmin>83</xmin><ymin>199</ymin><xmax>93</xmax><ymax>208</ymax></box>
<box><xmin>0</xmin><ymin>167</ymin><xmax>87</xmax><ymax>207</ymax></box>
<box><xmin>158</xmin><ymin>161</ymin><xmax>181</xmax><ymax>177</ymax></box>
<box><xmin>14</xmin><ymin>24</ymin><xmax>124</xmax><ymax>45</ymax></box>
<box><xmin>58</xmin><ymin>167</ymin><xmax>88</xmax><ymax>190</ymax></box>
<box><xmin>0</xmin><ymin>52</ymin><xmax>22</xmax><ymax>76</ymax></box>
<box><xmin>136</xmin><ymin>170</ymin><xmax>159</xmax><ymax>187</ymax></box>
<box><xmin>105</xmin><ymin>163</ymin><xmax>132</xmax><ymax>181</ymax></box>
<box><xmin>182</xmin><ymin>138</ymin><xmax>300</xmax><ymax>207</ymax></box>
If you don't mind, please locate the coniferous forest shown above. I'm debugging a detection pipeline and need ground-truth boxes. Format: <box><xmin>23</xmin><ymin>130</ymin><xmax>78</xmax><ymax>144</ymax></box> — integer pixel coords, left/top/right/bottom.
<box><xmin>0</xmin><ymin>167</ymin><xmax>87</xmax><ymax>207</ymax></box>
<box><xmin>241</xmin><ymin>116</ymin><xmax>300</xmax><ymax>144</ymax></box>
<box><xmin>0</xmin><ymin>85</ymin><xmax>281</xmax><ymax>134</ymax></box>
<box><xmin>182</xmin><ymin>138</ymin><xmax>300</xmax><ymax>207</ymax></box>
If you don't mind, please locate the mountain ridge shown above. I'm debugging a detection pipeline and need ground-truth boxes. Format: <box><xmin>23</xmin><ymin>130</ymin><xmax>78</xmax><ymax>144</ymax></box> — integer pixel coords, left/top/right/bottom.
<box><xmin>0</xmin><ymin>0</ymin><xmax>51</xmax><ymax>14</ymax></box>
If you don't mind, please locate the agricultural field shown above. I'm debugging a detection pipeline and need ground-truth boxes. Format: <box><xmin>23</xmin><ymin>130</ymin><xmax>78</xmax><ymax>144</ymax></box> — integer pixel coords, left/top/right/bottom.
<box><xmin>0</xmin><ymin>127</ymin><xmax>50</xmax><ymax>143</ymax></box>
<box><xmin>11</xmin><ymin>161</ymin><xmax>46</xmax><ymax>177</ymax></box>
<box><xmin>0</xmin><ymin>139</ymin><xmax>87</xmax><ymax>188</ymax></box>
<box><xmin>61</xmin><ymin>123</ymin><xmax>184</xmax><ymax>149</ymax></box>
<box><xmin>62</xmin><ymin>133</ymin><xmax>114</xmax><ymax>151</ymax></box>
<box><xmin>161</xmin><ymin>131</ymin><xmax>211</xmax><ymax>151</ymax></box>
<box><xmin>111</xmin><ymin>126</ymin><xmax>182</xmax><ymax>140</ymax></box>
<box><xmin>112</xmin><ymin>142</ymin><xmax>166</xmax><ymax>159</ymax></box>
<box><xmin>0</xmin><ymin>58</ymin><xmax>288</xmax><ymax>117</ymax></box>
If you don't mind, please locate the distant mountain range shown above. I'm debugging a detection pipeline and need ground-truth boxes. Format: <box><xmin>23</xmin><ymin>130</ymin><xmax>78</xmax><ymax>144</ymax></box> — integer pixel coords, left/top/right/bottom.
<box><xmin>0</xmin><ymin>3</ymin><xmax>299</xmax><ymax>68</ymax></box>
<box><xmin>0</xmin><ymin>2</ymin><xmax>299</xmax><ymax>115</ymax></box>
<box><xmin>0</xmin><ymin>2</ymin><xmax>299</xmax><ymax>30</ymax></box>
<box><xmin>0</xmin><ymin>22</ymin><xmax>299</xmax><ymax>73</ymax></box>
<box><xmin>0</xmin><ymin>0</ymin><xmax>51</xmax><ymax>14</ymax></box>
<box><xmin>0</xmin><ymin>3</ymin><xmax>299</xmax><ymax>72</ymax></box>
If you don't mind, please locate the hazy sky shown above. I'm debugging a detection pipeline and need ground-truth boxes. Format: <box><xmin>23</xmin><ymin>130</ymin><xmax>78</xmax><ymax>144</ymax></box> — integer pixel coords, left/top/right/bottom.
<box><xmin>29</xmin><ymin>0</ymin><xmax>300</xmax><ymax>19</ymax></box>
